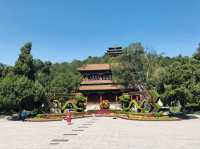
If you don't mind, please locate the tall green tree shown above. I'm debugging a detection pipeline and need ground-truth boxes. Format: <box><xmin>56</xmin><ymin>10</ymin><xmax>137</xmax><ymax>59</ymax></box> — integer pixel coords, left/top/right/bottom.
<box><xmin>193</xmin><ymin>43</ymin><xmax>200</xmax><ymax>60</ymax></box>
<box><xmin>34</xmin><ymin>59</ymin><xmax>52</xmax><ymax>86</ymax></box>
<box><xmin>49</xmin><ymin>72</ymin><xmax>80</xmax><ymax>100</ymax></box>
<box><xmin>0</xmin><ymin>75</ymin><xmax>17</xmax><ymax>113</ymax></box>
<box><xmin>112</xmin><ymin>43</ymin><xmax>148</xmax><ymax>89</ymax></box>
<box><xmin>14</xmin><ymin>42</ymin><xmax>35</xmax><ymax>80</ymax></box>
<box><xmin>0</xmin><ymin>63</ymin><xmax>5</xmax><ymax>78</ymax></box>
<box><xmin>0</xmin><ymin>75</ymin><xmax>47</xmax><ymax>113</ymax></box>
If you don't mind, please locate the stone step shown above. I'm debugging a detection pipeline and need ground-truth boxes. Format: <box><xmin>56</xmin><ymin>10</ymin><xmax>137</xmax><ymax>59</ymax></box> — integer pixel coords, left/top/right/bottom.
<box><xmin>86</xmin><ymin>103</ymin><xmax>122</xmax><ymax>111</ymax></box>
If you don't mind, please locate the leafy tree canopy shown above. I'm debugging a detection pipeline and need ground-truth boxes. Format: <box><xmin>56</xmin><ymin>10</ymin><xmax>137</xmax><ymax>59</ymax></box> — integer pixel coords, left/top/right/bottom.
<box><xmin>1</xmin><ymin>42</ymin><xmax>200</xmax><ymax>113</ymax></box>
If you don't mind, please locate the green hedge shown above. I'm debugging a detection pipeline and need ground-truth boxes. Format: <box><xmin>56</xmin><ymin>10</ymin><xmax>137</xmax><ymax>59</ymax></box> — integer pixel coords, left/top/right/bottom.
<box><xmin>185</xmin><ymin>104</ymin><xmax>200</xmax><ymax>112</ymax></box>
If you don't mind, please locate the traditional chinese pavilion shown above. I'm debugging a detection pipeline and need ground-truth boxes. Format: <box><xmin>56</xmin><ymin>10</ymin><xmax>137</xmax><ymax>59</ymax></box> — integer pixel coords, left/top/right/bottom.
<box><xmin>78</xmin><ymin>64</ymin><xmax>123</xmax><ymax>105</ymax></box>
<box><xmin>106</xmin><ymin>46</ymin><xmax>122</xmax><ymax>57</ymax></box>
<box><xmin>77</xmin><ymin>47</ymin><xmax>143</xmax><ymax>110</ymax></box>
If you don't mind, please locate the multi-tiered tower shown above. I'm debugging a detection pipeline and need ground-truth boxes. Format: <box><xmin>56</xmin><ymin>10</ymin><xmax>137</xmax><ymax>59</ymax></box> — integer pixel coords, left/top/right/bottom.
<box><xmin>78</xmin><ymin>64</ymin><xmax>122</xmax><ymax>104</ymax></box>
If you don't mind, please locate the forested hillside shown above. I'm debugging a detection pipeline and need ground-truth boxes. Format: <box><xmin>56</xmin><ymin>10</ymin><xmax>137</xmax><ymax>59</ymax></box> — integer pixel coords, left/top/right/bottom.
<box><xmin>0</xmin><ymin>42</ymin><xmax>200</xmax><ymax>114</ymax></box>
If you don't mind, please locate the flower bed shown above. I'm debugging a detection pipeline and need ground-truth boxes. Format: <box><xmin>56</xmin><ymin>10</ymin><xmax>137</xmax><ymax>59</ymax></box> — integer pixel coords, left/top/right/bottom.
<box><xmin>26</xmin><ymin>117</ymin><xmax>62</xmax><ymax>122</ymax></box>
<box><xmin>26</xmin><ymin>112</ymin><xmax>87</xmax><ymax>122</ymax></box>
<box><xmin>127</xmin><ymin>114</ymin><xmax>180</xmax><ymax>121</ymax></box>
<box><xmin>26</xmin><ymin>111</ymin><xmax>182</xmax><ymax>122</ymax></box>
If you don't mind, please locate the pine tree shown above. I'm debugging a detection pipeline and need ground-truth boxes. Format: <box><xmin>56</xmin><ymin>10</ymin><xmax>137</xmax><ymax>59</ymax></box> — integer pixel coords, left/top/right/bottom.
<box><xmin>14</xmin><ymin>42</ymin><xmax>35</xmax><ymax>80</ymax></box>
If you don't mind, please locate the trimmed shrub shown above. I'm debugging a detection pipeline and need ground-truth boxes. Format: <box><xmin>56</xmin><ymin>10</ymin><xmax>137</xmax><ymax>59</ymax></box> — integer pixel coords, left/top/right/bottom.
<box><xmin>75</xmin><ymin>94</ymin><xmax>86</xmax><ymax>112</ymax></box>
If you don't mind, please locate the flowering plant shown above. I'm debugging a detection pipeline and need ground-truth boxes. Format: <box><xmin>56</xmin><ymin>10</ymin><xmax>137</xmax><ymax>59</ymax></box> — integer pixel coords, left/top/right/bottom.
<box><xmin>100</xmin><ymin>100</ymin><xmax>110</xmax><ymax>109</ymax></box>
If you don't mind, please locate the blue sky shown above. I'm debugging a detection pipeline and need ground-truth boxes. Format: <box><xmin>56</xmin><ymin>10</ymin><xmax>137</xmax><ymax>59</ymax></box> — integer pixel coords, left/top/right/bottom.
<box><xmin>0</xmin><ymin>0</ymin><xmax>200</xmax><ymax>65</ymax></box>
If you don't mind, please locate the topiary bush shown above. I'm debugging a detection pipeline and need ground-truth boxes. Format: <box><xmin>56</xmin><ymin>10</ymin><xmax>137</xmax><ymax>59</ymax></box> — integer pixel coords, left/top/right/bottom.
<box><xmin>75</xmin><ymin>94</ymin><xmax>86</xmax><ymax>112</ymax></box>
<box><xmin>119</xmin><ymin>93</ymin><xmax>131</xmax><ymax>109</ymax></box>
<box><xmin>62</xmin><ymin>102</ymin><xmax>77</xmax><ymax>112</ymax></box>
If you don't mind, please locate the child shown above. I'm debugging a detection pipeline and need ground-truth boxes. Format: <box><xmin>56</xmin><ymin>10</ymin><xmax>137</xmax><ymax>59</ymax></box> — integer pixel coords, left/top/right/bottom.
<box><xmin>64</xmin><ymin>109</ymin><xmax>72</xmax><ymax>125</ymax></box>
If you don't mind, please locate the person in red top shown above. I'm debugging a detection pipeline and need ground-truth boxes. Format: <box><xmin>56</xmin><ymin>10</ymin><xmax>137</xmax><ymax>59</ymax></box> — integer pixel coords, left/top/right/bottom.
<box><xmin>64</xmin><ymin>109</ymin><xmax>72</xmax><ymax>125</ymax></box>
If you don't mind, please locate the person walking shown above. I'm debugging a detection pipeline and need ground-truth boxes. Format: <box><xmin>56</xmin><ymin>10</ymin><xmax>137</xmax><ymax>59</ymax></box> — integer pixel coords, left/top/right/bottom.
<box><xmin>20</xmin><ymin>110</ymin><xmax>26</xmax><ymax>121</ymax></box>
<box><xmin>64</xmin><ymin>109</ymin><xmax>72</xmax><ymax>125</ymax></box>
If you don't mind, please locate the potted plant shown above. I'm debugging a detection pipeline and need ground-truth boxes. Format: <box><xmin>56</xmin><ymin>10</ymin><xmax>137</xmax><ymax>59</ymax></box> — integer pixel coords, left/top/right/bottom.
<box><xmin>100</xmin><ymin>100</ymin><xmax>110</xmax><ymax>109</ymax></box>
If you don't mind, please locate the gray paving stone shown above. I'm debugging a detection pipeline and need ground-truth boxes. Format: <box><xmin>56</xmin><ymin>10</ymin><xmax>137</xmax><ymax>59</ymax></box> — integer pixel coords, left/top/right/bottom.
<box><xmin>0</xmin><ymin>117</ymin><xmax>200</xmax><ymax>149</ymax></box>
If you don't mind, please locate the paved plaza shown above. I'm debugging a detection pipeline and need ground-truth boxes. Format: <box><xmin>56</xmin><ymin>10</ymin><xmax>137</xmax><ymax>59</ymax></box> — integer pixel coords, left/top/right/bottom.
<box><xmin>0</xmin><ymin>116</ymin><xmax>200</xmax><ymax>149</ymax></box>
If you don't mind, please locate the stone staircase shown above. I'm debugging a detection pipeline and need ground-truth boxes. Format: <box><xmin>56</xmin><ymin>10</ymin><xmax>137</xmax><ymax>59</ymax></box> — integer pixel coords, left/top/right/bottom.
<box><xmin>109</xmin><ymin>103</ymin><xmax>122</xmax><ymax>110</ymax></box>
<box><xmin>86</xmin><ymin>102</ymin><xmax>122</xmax><ymax>111</ymax></box>
<box><xmin>86</xmin><ymin>104</ymin><xmax>100</xmax><ymax>111</ymax></box>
